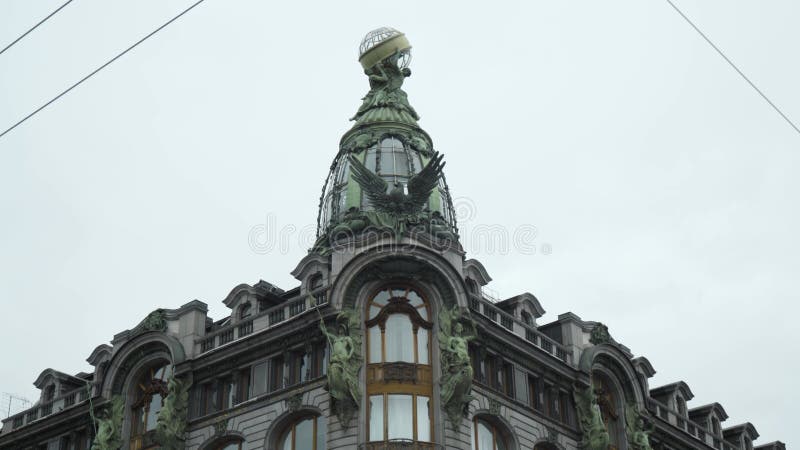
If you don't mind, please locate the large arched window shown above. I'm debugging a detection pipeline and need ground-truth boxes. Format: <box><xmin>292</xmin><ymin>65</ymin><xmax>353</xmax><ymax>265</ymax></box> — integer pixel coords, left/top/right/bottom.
<box><xmin>130</xmin><ymin>363</ymin><xmax>172</xmax><ymax>450</ymax></box>
<box><xmin>472</xmin><ymin>418</ymin><xmax>509</xmax><ymax>450</ymax></box>
<box><xmin>365</xmin><ymin>286</ymin><xmax>433</xmax><ymax>446</ymax></box>
<box><xmin>278</xmin><ymin>415</ymin><xmax>326</xmax><ymax>450</ymax></box>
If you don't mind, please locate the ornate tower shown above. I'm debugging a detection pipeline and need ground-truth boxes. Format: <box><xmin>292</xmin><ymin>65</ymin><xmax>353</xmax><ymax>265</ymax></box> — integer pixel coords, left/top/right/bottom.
<box><xmin>295</xmin><ymin>27</ymin><xmax>479</xmax><ymax>449</ymax></box>
<box><xmin>313</xmin><ymin>27</ymin><xmax>458</xmax><ymax>252</ymax></box>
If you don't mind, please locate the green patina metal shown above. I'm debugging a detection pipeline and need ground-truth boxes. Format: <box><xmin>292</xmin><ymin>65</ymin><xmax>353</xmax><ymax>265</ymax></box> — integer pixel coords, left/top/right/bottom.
<box><xmin>155</xmin><ymin>376</ymin><xmax>191</xmax><ymax>450</ymax></box>
<box><xmin>573</xmin><ymin>385</ymin><xmax>611</xmax><ymax>450</ymax></box>
<box><xmin>314</xmin><ymin>29</ymin><xmax>458</xmax><ymax>243</ymax></box>
<box><xmin>319</xmin><ymin>308</ymin><xmax>362</xmax><ymax>428</ymax></box>
<box><xmin>626</xmin><ymin>403</ymin><xmax>654</xmax><ymax>450</ymax></box>
<box><xmin>438</xmin><ymin>306</ymin><xmax>477</xmax><ymax>430</ymax></box>
<box><xmin>90</xmin><ymin>396</ymin><xmax>125</xmax><ymax>450</ymax></box>
<box><xmin>589</xmin><ymin>323</ymin><xmax>612</xmax><ymax>346</ymax></box>
<box><xmin>344</xmin><ymin>149</ymin><xmax>365</xmax><ymax>210</ymax></box>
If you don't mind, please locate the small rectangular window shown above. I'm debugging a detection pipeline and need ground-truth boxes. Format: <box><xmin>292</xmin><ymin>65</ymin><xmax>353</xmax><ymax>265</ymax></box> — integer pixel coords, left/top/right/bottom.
<box><xmin>270</xmin><ymin>356</ymin><xmax>284</xmax><ymax>391</ymax></box>
<box><xmin>387</xmin><ymin>395</ymin><xmax>413</xmax><ymax>440</ymax></box>
<box><xmin>252</xmin><ymin>362</ymin><xmax>267</xmax><ymax>396</ymax></box>
<box><xmin>416</xmin><ymin>396</ymin><xmax>431</xmax><ymax>442</ymax></box>
<box><xmin>369</xmin><ymin>395</ymin><xmax>384</xmax><ymax>441</ymax></box>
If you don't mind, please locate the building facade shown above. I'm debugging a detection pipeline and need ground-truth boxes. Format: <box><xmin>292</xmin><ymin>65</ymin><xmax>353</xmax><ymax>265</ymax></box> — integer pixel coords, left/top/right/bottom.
<box><xmin>0</xmin><ymin>28</ymin><xmax>786</xmax><ymax>450</ymax></box>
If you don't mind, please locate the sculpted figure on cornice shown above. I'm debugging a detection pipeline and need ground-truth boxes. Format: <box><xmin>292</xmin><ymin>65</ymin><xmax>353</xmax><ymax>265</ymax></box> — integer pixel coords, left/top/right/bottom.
<box><xmin>155</xmin><ymin>376</ymin><xmax>191</xmax><ymax>450</ymax></box>
<box><xmin>319</xmin><ymin>308</ymin><xmax>362</xmax><ymax>427</ymax></box>
<box><xmin>626</xmin><ymin>404</ymin><xmax>654</xmax><ymax>450</ymax></box>
<box><xmin>438</xmin><ymin>305</ymin><xmax>477</xmax><ymax>429</ymax></box>
<box><xmin>574</xmin><ymin>385</ymin><xmax>611</xmax><ymax>450</ymax></box>
<box><xmin>90</xmin><ymin>395</ymin><xmax>125</xmax><ymax>450</ymax></box>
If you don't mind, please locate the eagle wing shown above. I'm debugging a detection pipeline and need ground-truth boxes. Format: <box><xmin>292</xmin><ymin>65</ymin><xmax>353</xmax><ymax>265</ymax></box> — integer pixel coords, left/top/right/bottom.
<box><xmin>406</xmin><ymin>152</ymin><xmax>445</xmax><ymax>211</ymax></box>
<box><xmin>348</xmin><ymin>155</ymin><xmax>389</xmax><ymax>208</ymax></box>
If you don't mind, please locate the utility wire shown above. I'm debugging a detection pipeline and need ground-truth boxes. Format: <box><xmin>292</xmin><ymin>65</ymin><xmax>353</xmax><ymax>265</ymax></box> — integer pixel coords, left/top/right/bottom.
<box><xmin>664</xmin><ymin>0</ymin><xmax>800</xmax><ymax>136</ymax></box>
<box><xmin>0</xmin><ymin>0</ymin><xmax>207</xmax><ymax>140</ymax></box>
<box><xmin>0</xmin><ymin>0</ymin><xmax>75</xmax><ymax>56</ymax></box>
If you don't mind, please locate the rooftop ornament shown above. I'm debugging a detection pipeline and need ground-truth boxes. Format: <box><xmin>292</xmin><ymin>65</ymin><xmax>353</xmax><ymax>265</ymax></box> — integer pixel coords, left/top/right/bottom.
<box><xmin>358</xmin><ymin>27</ymin><xmax>411</xmax><ymax>70</ymax></box>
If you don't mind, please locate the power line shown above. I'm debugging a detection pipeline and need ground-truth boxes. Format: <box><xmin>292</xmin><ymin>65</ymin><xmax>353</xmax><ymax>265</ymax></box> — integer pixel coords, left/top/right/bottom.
<box><xmin>664</xmin><ymin>0</ymin><xmax>800</xmax><ymax>136</ymax></box>
<box><xmin>0</xmin><ymin>0</ymin><xmax>208</xmax><ymax>140</ymax></box>
<box><xmin>0</xmin><ymin>0</ymin><xmax>75</xmax><ymax>56</ymax></box>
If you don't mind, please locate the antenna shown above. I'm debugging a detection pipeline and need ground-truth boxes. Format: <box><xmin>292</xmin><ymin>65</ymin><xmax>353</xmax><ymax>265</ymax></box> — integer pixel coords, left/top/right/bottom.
<box><xmin>2</xmin><ymin>393</ymin><xmax>33</xmax><ymax>419</ymax></box>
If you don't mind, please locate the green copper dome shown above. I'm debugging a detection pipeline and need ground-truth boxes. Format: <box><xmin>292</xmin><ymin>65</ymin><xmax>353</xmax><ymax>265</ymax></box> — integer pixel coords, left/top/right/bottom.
<box><xmin>314</xmin><ymin>29</ymin><xmax>457</xmax><ymax>241</ymax></box>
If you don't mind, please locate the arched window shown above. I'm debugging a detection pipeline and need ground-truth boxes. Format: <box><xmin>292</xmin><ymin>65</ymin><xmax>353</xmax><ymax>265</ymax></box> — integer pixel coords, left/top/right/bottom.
<box><xmin>521</xmin><ymin>311</ymin><xmax>533</xmax><ymax>326</ymax></box>
<box><xmin>592</xmin><ymin>374</ymin><xmax>622</xmax><ymax>450</ymax></box>
<box><xmin>278</xmin><ymin>415</ymin><xmax>326</xmax><ymax>450</ymax></box>
<box><xmin>472</xmin><ymin>418</ymin><xmax>509</xmax><ymax>450</ymax></box>
<box><xmin>130</xmin><ymin>363</ymin><xmax>172</xmax><ymax>450</ymax></box>
<box><xmin>366</xmin><ymin>286</ymin><xmax>433</xmax><ymax>445</ymax></box>
<box><xmin>711</xmin><ymin>417</ymin><xmax>721</xmax><ymax>437</ymax></box>
<box><xmin>43</xmin><ymin>384</ymin><xmax>56</xmax><ymax>402</ymax></box>
<box><xmin>676</xmin><ymin>396</ymin><xmax>687</xmax><ymax>417</ymax></box>
<box><xmin>239</xmin><ymin>302</ymin><xmax>252</xmax><ymax>320</ymax></box>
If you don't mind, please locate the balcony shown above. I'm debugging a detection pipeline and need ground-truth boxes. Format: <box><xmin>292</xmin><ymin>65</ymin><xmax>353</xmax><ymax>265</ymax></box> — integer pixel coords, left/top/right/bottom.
<box><xmin>360</xmin><ymin>440</ymin><xmax>444</xmax><ymax>450</ymax></box>
<box><xmin>196</xmin><ymin>288</ymin><xmax>330</xmax><ymax>355</ymax></box>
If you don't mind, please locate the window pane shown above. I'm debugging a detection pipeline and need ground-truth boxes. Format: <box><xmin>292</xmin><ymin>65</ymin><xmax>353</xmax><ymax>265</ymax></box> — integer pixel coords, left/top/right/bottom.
<box><xmin>252</xmin><ymin>362</ymin><xmax>267</xmax><ymax>395</ymax></box>
<box><xmin>380</xmin><ymin>148</ymin><xmax>395</xmax><ymax>174</ymax></box>
<box><xmin>395</xmin><ymin>151</ymin><xmax>409</xmax><ymax>176</ymax></box>
<box><xmin>385</xmin><ymin>314</ymin><xmax>414</xmax><ymax>362</ymax></box>
<box><xmin>146</xmin><ymin>395</ymin><xmax>162</xmax><ymax>431</ymax></box>
<box><xmin>407</xmin><ymin>291</ymin><xmax>423</xmax><ymax>306</ymax></box>
<box><xmin>369</xmin><ymin>395</ymin><xmax>384</xmax><ymax>441</ymax></box>
<box><xmin>281</xmin><ymin>428</ymin><xmax>292</xmax><ymax>450</ymax></box>
<box><xmin>416</xmin><ymin>305</ymin><xmax>428</xmax><ymax>320</ymax></box>
<box><xmin>417</xmin><ymin>396</ymin><xmax>431</xmax><ymax>442</ymax></box>
<box><xmin>497</xmin><ymin>434</ymin><xmax>508</xmax><ymax>450</ymax></box>
<box><xmin>365</xmin><ymin>148</ymin><xmax>377</xmax><ymax>171</ymax></box>
<box><xmin>369</xmin><ymin>305</ymin><xmax>381</xmax><ymax>320</ymax></box>
<box><xmin>316</xmin><ymin>416</ymin><xmax>327</xmax><ymax>450</ymax></box>
<box><xmin>417</xmin><ymin>328</ymin><xmax>429</xmax><ymax>364</ymax></box>
<box><xmin>387</xmin><ymin>395</ymin><xmax>413</xmax><ymax>440</ymax></box>
<box><xmin>369</xmin><ymin>326</ymin><xmax>382</xmax><ymax>363</ymax></box>
<box><xmin>295</xmin><ymin>418</ymin><xmax>313</xmax><ymax>450</ymax></box>
<box><xmin>477</xmin><ymin>421</ymin><xmax>493</xmax><ymax>450</ymax></box>
<box><xmin>372</xmin><ymin>290</ymin><xmax>390</xmax><ymax>305</ymax></box>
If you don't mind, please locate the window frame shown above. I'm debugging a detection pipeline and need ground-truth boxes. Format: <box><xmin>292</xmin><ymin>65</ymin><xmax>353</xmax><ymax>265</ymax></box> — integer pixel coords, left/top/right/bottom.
<box><xmin>365</xmin><ymin>284</ymin><xmax>435</xmax><ymax>444</ymax></box>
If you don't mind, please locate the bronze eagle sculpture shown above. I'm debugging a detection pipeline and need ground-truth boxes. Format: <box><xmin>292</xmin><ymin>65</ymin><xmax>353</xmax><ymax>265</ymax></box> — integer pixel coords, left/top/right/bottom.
<box><xmin>348</xmin><ymin>152</ymin><xmax>445</xmax><ymax>215</ymax></box>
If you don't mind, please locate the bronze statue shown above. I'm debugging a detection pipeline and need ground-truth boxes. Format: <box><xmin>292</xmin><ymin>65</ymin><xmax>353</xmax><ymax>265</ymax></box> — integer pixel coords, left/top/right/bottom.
<box><xmin>574</xmin><ymin>385</ymin><xmax>611</xmax><ymax>450</ymax></box>
<box><xmin>156</xmin><ymin>376</ymin><xmax>191</xmax><ymax>450</ymax></box>
<box><xmin>438</xmin><ymin>306</ymin><xmax>476</xmax><ymax>429</ymax></box>
<box><xmin>626</xmin><ymin>404</ymin><xmax>653</xmax><ymax>450</ymax></box>
<box><xmin>319</xmin><ymin>308</ymin><xmax>362</xmax><ymax>427</ymax></box>
<box><xmin>91</xmin><ymin>396</ymin><xmax>125</xmax><ymax>450</ymax></box>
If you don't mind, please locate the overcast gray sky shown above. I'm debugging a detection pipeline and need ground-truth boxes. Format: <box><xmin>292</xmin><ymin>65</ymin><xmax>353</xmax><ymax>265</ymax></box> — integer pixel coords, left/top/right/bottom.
<box><xmin>1</xmin><ymin>0</ymin><xmax>797</xmax><ymax>446</ymax></box>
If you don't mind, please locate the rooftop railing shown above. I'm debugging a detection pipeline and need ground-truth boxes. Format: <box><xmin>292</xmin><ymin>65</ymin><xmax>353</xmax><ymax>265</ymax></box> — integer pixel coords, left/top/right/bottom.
<box><xmin>196</xmin><ymin>288</ymin><xmax>329</xmax><ymax>355</ymax></box>
<box><xmin>469</xmin><ymin>294</ymin><xmax>572</xmax><ymax>365</ymax></box>
<box><xmin>651</xmin><ymin>400</ymin><xmax>732</xmax><ymax>450</ymax></box>
<box><xmin>2</xmin><ymin>385</ymin><xmax>90</xmax><ymax>433</ymax></box>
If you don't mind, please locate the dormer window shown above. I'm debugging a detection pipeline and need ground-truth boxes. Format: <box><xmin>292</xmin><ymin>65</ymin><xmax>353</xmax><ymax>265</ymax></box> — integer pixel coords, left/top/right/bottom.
<box><xmin>712</xmin><ymin>417</ymin><xmax>722</xmax><ymax>437</ymax></box>
<box><xmin>43</xmin><ymin>384</ymin><xmax>56</xmax><ymax>402</ymax></box>
<box><xmin>239</xmin><ymin>302</ymin><xmax>252</xmax><ymax>320</ymax></box>
<box><xmin>677</xmin><ymin>396</ymin><xmax>687</xmax><ymax>417</ymax></box>
<box><xmin>521</xmin><ymin>310</ymin><xmax>533</xmax><ymax>326</ymax></box>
